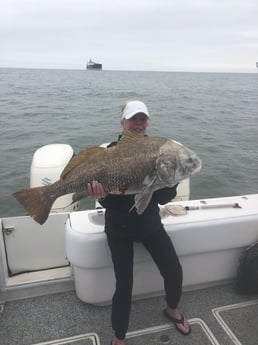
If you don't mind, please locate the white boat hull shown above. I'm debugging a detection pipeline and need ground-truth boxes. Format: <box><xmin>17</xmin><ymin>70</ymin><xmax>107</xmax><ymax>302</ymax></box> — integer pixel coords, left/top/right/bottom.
<box><xmin>66</xmin><ymin>194</ymin><xmax>258</xmax><ymax>305</ymax></box>
<box><xmin>1</xmin><ymin>194</ymin><xmax>257</xmax><ymax>305</ymax></box>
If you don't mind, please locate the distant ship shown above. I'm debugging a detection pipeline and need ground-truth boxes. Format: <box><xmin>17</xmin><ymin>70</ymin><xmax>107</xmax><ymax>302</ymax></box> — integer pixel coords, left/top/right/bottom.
<box><xmin>86</xmin><ymin>59</ymin><xmax>102</xmax><ymax>70</ymax></box>
<box><xmin>256</xmin><ymin>62</ymin><xmax>258</xmax><ymax>69</ymax></box>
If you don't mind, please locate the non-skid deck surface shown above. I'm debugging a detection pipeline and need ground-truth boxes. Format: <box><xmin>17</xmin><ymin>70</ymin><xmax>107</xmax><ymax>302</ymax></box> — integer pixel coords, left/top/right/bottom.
<box><xmin>0</xmin><ymin>284</ymin><xmax>257</xmax><ymax>345</ymax></box>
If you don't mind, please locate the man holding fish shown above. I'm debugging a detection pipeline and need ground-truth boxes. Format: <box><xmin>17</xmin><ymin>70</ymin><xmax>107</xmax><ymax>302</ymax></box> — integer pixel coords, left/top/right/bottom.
<box><xmin>88</xmin><ymin>100</ymin><xmax>193</xmax><ymax>345</ymax></box>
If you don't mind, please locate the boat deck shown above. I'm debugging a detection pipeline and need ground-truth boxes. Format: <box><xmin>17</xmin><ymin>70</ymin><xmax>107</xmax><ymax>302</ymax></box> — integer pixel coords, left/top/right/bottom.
<box><xmin>1</xmin><ymin>283</ymin><xmax>257</xmax><ymax>345</ymax></box>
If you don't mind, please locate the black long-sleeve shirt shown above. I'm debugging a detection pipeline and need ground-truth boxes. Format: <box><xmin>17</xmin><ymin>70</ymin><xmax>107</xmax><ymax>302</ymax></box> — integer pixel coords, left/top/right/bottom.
<box><xmin>99</xmin><ymin>186</ymin><xmax>177</xmax><ymax>241</ymax></box>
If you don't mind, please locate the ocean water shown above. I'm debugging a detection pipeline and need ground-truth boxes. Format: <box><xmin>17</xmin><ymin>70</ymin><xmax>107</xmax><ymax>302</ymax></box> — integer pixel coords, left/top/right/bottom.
<box><xmin>1</xmin><ymin>68</ymin><xmax>258</xmax><ymax>217</ymax></box>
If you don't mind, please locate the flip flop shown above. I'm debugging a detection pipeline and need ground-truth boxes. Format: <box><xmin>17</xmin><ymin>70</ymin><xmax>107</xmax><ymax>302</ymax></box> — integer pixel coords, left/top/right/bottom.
<box><xmin>163</xmin><ymin>309</ymin><xmax>191</xmax><ymax>335</ymax></box>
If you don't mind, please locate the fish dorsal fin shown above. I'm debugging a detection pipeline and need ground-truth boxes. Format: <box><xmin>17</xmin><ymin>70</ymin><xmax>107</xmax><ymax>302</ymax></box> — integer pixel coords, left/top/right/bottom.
<box><xmin>118</xmin><ymin>131</ymin><xmax>144</xmax><ymax>144</ymax></box>
<box><xmin>60</xmin><ymin>146</ymin><xmax>105</xmax><ymax>179</ymax></box>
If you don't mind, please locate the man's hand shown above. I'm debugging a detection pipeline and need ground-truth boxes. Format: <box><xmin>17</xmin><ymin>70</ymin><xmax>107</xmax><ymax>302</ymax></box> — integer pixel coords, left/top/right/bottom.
<box><xmin>87</xmin><ymin>181</ymin><xmax>107</xmax><ymax>200</ymax></box>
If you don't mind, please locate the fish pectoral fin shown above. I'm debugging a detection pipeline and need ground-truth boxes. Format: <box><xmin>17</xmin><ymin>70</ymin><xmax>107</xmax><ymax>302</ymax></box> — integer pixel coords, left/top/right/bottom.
<box><xmin>61</xmin><ymin>146</ymin><xmax>105</xmax><ymax>179</ymax></box>
<box><xmin>142</xmin><ymin>174</ymin><xmax>156</xmax><ymax>188</ymax></box>
<box><xmin>129</xmin><ymin>192</ymin><xmax>153</xmax><ymax>215</ymax></box>
<box><xmin>129</xmin><ymin>175</ymin><xmax>156</xmax><ymax>214</ymax></box>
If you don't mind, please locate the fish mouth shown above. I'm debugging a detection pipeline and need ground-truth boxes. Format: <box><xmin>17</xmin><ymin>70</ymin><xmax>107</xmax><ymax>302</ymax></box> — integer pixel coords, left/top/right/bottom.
<box><xmin>191</xmin><ymin>161</ymin><xmax>202</xmax><ymax>176</ymax></box>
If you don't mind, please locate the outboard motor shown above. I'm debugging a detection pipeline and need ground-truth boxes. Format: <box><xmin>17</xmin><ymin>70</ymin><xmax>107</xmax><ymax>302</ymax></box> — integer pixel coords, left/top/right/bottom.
<box><xmin>30</xmin><ymin>144</ymin><xmax>80</xmax><ymax>213</ymax></box>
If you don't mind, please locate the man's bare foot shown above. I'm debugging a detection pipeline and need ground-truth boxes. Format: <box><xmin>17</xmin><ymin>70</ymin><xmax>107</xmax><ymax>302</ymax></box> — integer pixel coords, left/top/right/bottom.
<box><xmin>163</xmin><ymin>307</ymin><xmax>191</xmax><ymax>335</ymax></box>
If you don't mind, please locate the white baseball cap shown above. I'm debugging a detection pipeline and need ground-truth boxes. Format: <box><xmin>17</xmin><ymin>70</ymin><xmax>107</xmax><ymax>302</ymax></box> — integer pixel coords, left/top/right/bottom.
<box><xmin>121</xmin><ymin>100</ymin><xmax>150</xmax><ymax>120</ymax></box>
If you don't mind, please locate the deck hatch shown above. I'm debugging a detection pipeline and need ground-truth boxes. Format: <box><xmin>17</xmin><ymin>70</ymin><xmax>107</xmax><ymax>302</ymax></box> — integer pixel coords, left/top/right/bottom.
<box><xmin>125</xmin><ymin>318</ymin><xmax>220</xmax><ymax>345</ymax></box>
<box><xmin>213</xmin><ymin>300</ymin><xmax>258</xmax><ymax>345</ymax></box>
<box><xmin>31</xmin><ymin>332</ymin><xmax>100</xmax><ymax>345</ymax></box>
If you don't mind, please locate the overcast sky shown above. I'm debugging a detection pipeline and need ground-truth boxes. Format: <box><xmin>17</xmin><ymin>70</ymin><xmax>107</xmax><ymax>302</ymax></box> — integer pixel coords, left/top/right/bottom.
<box><xmin>1</xmin><ymin>0</ymin><xmax>258</xmax><ymax>72</ymax></box>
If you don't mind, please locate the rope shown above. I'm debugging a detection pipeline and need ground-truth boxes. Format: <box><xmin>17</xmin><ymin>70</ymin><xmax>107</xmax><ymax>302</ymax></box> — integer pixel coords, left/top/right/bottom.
<box><xmin>159</xmin><ymin>204</ymin><xmax>187</xmax><ymax>217</ymax></box>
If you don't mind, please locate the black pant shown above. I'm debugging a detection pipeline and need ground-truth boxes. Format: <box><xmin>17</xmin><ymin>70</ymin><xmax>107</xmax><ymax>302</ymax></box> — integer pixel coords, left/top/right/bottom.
<box><xmin>106</xmin><ymin>227</ymin><xmax>183</xmax><ymax>340</ymax></box>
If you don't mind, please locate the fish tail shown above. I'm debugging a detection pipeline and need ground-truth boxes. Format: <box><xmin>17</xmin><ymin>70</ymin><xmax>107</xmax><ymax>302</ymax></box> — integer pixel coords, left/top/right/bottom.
<box><xmin>13</xmin><ymin>186</ymin><xmax>55</xmax><ymax>225</ymax></box>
